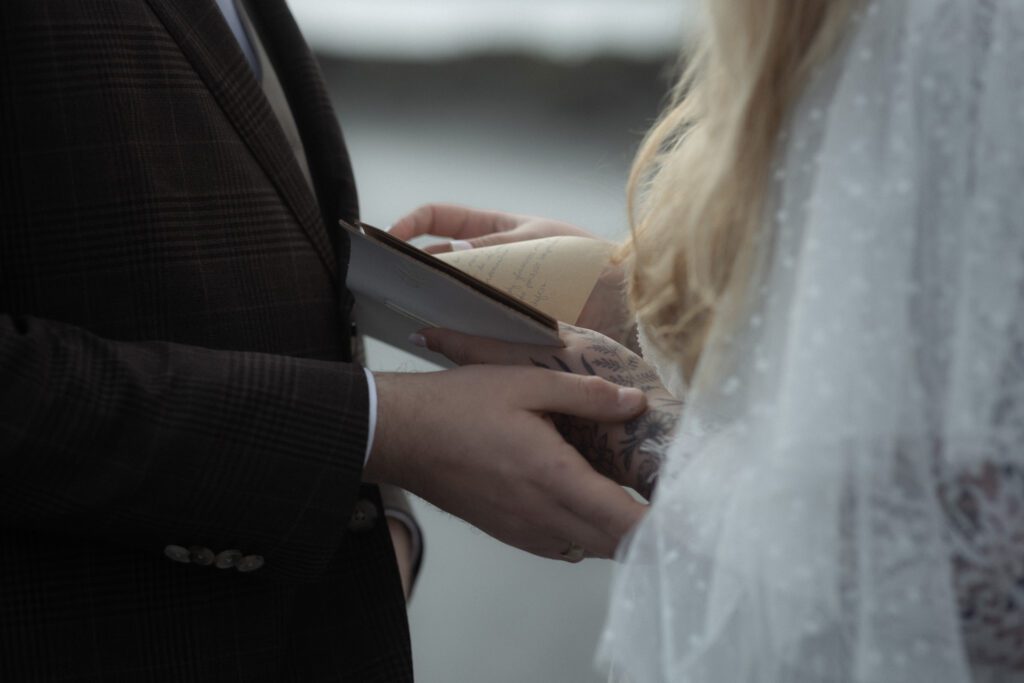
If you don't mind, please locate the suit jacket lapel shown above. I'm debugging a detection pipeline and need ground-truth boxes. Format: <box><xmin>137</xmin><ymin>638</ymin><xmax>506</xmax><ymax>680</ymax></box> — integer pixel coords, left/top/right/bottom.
<box><xmin>244</xmin><ymin>0</ymin><xmax>360</xmax><ymax>276</ymax></box>
<box><xmin>144</xmin><ymin>0</ymin><xmax>338</xmax><ymax>279</ymax></box>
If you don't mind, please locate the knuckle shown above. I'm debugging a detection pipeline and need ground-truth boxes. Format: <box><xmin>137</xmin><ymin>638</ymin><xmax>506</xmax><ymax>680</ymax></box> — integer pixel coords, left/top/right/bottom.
<box><xmin>449</xmin><ymin>342</ymin><xmax>467</xmax><ymax>365</ymax></box>
<box><xmin>611</xmin><ymin>508</ymin><xmax>642</xmax><ymax>540</ymax></box>
<box><xmin>579</xmin><ymin>374</ymin><xmax>614</xmax><ymax>403</ymax></box>
<box><xmin>537</xmin><ymin>455</ymin><xmax>573</xmax><ymax>489</ymax></box>
<box><xmin>410</xmin><ymin>205</ymin><xmax>431</xmax><ymax>228</ymax></box>
<box><xmin>412</xmin><ymin>205</ymin><xmax>434</xmax><ymax>233</ymax></box>
<box><xmin>504</xmin><ymin>514</ymin><xmax>530</xmax><ymax>540</ymax></box>
<box><xmin>589</xmin><ymin>540</ymin><xmax>615</xmax><ymax>560</ymax></box>
<box><xmin>444</xmin><ymin>335</ymin><xmax>470</xmax><ymax>365</ymax></box>
<box><xmin>534</xmin><ymin>466</ymin><xmax>564</xmax><ymax>496</ymax></box>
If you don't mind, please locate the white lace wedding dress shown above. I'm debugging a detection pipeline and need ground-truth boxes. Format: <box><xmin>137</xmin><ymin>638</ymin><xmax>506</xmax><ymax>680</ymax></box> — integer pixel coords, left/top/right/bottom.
<box><xmin>599</xmin><ymin>1</ymin><xmax>1024</xmax><ymax>681</ymax></box>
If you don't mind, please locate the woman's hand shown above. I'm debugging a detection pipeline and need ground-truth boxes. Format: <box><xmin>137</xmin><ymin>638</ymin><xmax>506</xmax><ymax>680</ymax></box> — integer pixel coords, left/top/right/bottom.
<box><xmin>390</xmin><ymin>203</ymin><xmax>594</xmax><ymax>254</ymax></box>
<box><xmin>391</xmin><ymin>204</ymin><xmax>639</xmax><ymax>353</ymax></box>
<box><xmin>416</xmin><ymin>324</ymin><xmax>681</xmax><ymax>500</ymax></box>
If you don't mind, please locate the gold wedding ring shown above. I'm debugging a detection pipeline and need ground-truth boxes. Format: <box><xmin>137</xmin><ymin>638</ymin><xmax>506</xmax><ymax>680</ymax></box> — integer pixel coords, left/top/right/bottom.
<box><xmin>560</xmin><ymin>542</ymin><xmax>585</xmax><ymax>563</ymax></box>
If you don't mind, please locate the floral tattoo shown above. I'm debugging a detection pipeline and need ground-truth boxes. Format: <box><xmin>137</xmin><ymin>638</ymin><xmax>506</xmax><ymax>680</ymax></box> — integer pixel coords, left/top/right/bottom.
<box><xmin>531</xmin><ymin>327</ymin><xmax>681</xmax><ymax>500</ymax></box>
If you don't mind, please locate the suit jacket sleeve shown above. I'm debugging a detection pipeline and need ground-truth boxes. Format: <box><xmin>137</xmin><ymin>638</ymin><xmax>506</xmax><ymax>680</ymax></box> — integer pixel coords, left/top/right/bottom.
<box><xmin>0</xmin><ymin>313</ymin><xmax>370</xmax><ymax>584</ymax></box>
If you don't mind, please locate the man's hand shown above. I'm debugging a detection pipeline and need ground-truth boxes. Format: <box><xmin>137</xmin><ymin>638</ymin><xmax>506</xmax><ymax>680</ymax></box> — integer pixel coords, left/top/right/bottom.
<box><xmin>390</xmin><ymin>204</ymin><xmax>638</xmax><ymax>352</ymax></box>
<box><xmin>415</xmin><ymin>325</ymin><xmax>681</xmax><ymax>500</ymax></box>
<box><xmin>363</xmin><ymin>366</ymin><xmax>648</xmax><ymax>560</ymax></box>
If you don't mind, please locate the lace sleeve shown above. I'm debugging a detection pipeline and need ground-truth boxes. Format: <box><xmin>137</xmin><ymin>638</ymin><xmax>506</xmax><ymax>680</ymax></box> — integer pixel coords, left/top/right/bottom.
<box><xmin>939</xmin><ymin>461</ymin><xmax>1024</xmax><ymax>670</ymax></box>
<box><xmin>937</xmin><ymin>299</ymin><xmax>1024</xmax><ymax>670</ymax></box>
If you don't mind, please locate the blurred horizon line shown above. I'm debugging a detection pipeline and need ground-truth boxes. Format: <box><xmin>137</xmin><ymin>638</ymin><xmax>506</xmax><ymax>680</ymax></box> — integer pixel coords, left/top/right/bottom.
<box><xmin>290</xmin><ymin>0</ymin><xmax>699</xmax><ymax>62</ymax></box>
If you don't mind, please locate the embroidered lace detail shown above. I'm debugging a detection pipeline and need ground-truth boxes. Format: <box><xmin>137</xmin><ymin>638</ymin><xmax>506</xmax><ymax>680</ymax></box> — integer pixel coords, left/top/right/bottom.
<box><xmin>940</xmin><ymin>462</ymin><xmax>1024</xmax><ymax>670</ymax></box>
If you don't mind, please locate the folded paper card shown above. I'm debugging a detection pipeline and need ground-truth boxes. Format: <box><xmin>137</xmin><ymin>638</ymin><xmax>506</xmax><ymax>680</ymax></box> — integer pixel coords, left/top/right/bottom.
<box><xmin>341</xmin><ymin>221</ymin><xmax>613</xmax><ymax>366</ymax></box>
<box><xmin>435</xmin><ymin>235</ymin><xmax>612</xmax><ymax>326</ymax></box>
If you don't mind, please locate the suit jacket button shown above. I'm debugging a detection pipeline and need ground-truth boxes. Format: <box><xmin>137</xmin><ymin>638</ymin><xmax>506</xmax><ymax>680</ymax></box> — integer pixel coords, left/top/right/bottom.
<box><xmin>189</xmin><ymin>546</ymin><xmax>216</xmax><ymax>566</ymax></box>
<box><xmin>237</xmin><ymin>555</ymin><xmax>265</xmax><ymax>573</ymax></box>
<box><xmin>215</xmin><ymin>549</ymin><xmax>244</xmax><ymax>569</ymax></box>
<box><xmin>164</xmin><ymin>544</ymin><xmax>191</xmax><ymax>563</ymax></box>
<box><xmin>347</xmin><ymin>499</ymin><xmax>379</xmax><ymax>533</ymax></box>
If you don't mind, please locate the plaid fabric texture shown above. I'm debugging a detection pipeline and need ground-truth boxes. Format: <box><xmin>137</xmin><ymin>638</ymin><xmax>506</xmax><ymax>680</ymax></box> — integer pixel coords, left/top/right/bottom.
<box><xmin>0</xmin><ymin>0</ymin><xmax>413</xmax><ymax>680</ymax></box>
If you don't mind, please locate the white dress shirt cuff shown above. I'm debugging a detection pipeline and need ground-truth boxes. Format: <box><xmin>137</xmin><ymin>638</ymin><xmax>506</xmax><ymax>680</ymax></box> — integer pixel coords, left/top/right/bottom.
<box><xmin>363</xmin><ymin>367</ymin><xmax>377</xmax><ymax>466</ymax></box>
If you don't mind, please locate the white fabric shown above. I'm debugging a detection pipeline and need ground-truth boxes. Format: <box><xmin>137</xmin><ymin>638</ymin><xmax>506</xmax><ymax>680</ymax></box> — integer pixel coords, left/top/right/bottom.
<box><xmin>599</xmin><ymin>1</ymin><xmax>1024</xmax><ymax>681</ymax></box>
<box><xmin>214</xmin><ymin>0</ymin><xmax>261</xmax><ymax>79</ymax></box>
<box><xmin>363</xmin><ymin>367</ymin><xmax>377</xmax><ymax>466</ymax></box>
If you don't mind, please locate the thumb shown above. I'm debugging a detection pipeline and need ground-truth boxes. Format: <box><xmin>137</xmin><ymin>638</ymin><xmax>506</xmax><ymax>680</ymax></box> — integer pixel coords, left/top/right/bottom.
<box><xmin>417</xmin><ymin>328</ymin><xmax>539</xmax><ymax>366</ymax></box>
<box><xmin>520</xmin><ymin>369</ymin><xmax>646</xmax><ymax>422</ymax></box>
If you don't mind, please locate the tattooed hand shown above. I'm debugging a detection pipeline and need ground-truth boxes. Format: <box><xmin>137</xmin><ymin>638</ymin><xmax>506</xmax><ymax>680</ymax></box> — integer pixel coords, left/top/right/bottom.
<box><xmin>416</xmin><ymin>324</ymin><xmax>681</xmax><ymax>499</ymax></box>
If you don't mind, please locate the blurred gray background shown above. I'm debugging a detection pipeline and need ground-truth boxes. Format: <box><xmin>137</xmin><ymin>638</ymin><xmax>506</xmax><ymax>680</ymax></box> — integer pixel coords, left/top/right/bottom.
<box><xmin>289</xmin><ymin>2</ymin><xmax>694</xmax><ymax>680</ymax></box>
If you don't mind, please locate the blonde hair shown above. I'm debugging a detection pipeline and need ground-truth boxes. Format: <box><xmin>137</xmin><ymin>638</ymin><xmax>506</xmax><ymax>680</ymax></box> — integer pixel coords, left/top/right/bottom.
<box><xmin>627</xmin><ymin>0</ymin><xmax>857</xmax><ymax>379</ymax></box>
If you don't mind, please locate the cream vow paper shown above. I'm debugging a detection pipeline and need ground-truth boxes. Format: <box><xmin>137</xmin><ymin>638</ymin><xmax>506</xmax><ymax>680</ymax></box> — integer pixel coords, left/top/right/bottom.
<box><xmin>437</xmin><ymin>236</ymin><xmax>613</xmax><ymax>324</ymax></box>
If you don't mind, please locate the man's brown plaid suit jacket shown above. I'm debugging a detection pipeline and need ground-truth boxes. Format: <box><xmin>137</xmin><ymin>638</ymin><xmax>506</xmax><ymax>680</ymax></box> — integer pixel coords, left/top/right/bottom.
<box><xmin>0</xmin><ymin>0</ymin><xmax>413</xmax><ymax>679</ymax></box>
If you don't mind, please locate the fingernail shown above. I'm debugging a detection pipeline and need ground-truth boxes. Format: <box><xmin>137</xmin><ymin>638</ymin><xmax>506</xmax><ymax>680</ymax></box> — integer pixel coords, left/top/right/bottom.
<box><xmin>450</xmin><ymin>240</ymin><xmax>473</xmax><ymax>252</ymax></box>
<box><xmin>408</xmin><ymin>333</ymin><xmax>427</xmax><ymax>348</ymax></box>
<box><xmin>617</xmin><ymin>387</ymin><xmax>644</xmax><ymax>410</ymax></box>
